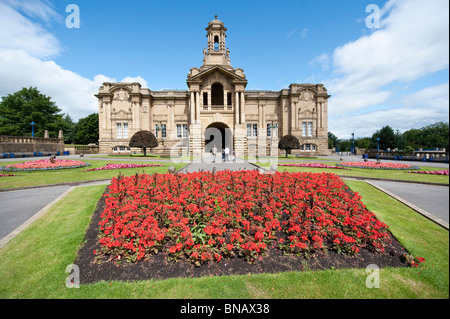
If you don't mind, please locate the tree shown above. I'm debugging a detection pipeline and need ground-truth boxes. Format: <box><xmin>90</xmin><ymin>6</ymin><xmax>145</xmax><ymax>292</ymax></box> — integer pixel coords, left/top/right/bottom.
<box><xmin>328</xmin><ymin>132</ymin><xmax>338</xmax><ymax>149</ymax></box>
<box><xmin>62</xmin><ymin>114</ymin><xmax>76</xmax><ymax>144</ymax></box>
<box><xmin>0</xmin><ymin>87</ymin><xmax>66</xmax><ymax>137</ymax></box>
<box><xmin>278</xmin><ymin>134</ymin><xmax>300</xmax><ymax>157</ymax></box>
<box><xmin>74</xmin><ymin>113</ymin><xmax>99</xmax><ymax>145</ymax></box>
<box><xmin>372</xmin><ymin>125</ymin><xmax>396</xmax><ymax>150</ymax></box>
<box><xmin>129</xmin><ymin>130</ymin><xmax>158</xmax><ymax>156</ymax></box>
<box><xmin>356</xmin><ymin>137</ymin><xmax>372</xmax><ymax>150</ymax></box>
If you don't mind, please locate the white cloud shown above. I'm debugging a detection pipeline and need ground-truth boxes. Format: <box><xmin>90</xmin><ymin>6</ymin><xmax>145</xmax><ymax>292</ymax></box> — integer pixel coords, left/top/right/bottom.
<box><xmin>0</xmin><ymin>0</ymin><xmax>148</xmax><ymax>122</ymax></box>
<box><xmin>121</xmin><ymin>76</ymin><xmax>148</xmax><ymax>88</ymax></box>
<box><xmin>325</xmin><ymin>0</ymin><xmax>449</xmax><ymax>138</ymax></box>
<box><xmin>0</xmin><ymin>1</ymin><xmax>61</xmax><ymax>58</ymax></box>
<box><xmin>300</xmin><ymin>28</ymin><xmax>308</xmax><ymax>39</ymax></box>
<box><xmin>309</xmin><ymin>53</ymin><xmax>330</xmax><ymax>71</ymax></box>
<box><xmin>329</xmin><ymin>83</ymin><xmax>449</xmax><ymax>138</ymax></box>
<box><xmin>0</xmin><ymin>49</ymin><xmax>103</xmax><ymax>120</ymax></box>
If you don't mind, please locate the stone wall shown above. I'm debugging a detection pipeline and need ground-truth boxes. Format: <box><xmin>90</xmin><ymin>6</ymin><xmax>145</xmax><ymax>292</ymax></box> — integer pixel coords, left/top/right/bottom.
<box><xmin>0</xmin><ymin>135</ymin><xmax>64</xmax><ymax>154</ymax></box>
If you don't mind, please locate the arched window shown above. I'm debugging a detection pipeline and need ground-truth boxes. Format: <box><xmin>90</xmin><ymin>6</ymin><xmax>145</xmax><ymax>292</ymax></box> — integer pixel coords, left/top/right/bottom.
<box><xmin>214</xmin><ymin>36</ymin><xmax>219</xmax><ymax>51</ymax></box>
<box><xmin>211</xmin><ymin>83</ymin><xmax>224</xmax><ymax>105</ymax></box>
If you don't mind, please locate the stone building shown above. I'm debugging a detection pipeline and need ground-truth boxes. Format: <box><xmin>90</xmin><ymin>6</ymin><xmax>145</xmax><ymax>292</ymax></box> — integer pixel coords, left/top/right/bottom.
<box><xmin>96</xmin><ymin>16</ymin><xmax>331</xmax><ymax>157</ymax></box>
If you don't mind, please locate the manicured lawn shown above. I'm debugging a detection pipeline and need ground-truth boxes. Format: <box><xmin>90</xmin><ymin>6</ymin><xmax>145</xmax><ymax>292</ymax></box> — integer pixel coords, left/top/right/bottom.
<box><xmin>0</xmin><ymin>179</ymin><xmax>447</xmax><ymax>299</ymax></box>
<box><xmin>0</xmin><ymin>159</ymin><xmax>186</xmax><ymax>189</ymax></box>
<box><xmin>276</xmin><ymin>163</ymin><xmax>449</xmax><ymax>184</ymax></box>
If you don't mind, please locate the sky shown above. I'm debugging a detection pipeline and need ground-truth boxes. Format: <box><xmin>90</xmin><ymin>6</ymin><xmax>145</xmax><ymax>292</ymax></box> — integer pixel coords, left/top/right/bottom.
<box><xmin>0</xmin><ymin>0</ymin><xmax>448</xmax><ymax>139</ymax></box>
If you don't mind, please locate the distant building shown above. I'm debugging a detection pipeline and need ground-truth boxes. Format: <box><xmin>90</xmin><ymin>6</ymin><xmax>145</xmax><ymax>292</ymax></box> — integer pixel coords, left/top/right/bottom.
<box><xmin>96</xmin><ymin>16</ymin><xmax>331</xmax><ymax>156</ymax></box>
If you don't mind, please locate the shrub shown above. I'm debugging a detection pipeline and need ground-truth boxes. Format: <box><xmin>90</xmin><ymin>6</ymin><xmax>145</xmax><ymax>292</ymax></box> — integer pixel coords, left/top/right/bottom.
<box><xmin>129</xmin><ymin>130</ymin><xmax>158</xmax><ymax>156</ymax></box>
<box><xmin>278</xmin><ymin>135</ymin><xmax>300</xmax><ymax>158</ymax></box>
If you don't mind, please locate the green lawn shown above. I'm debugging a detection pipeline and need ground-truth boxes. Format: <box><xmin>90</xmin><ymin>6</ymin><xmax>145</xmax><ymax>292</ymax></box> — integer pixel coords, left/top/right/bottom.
<box><xmin>0</xmin><ymin>180</ymin><xmax>447</xmax><ymax>299</ymax></box>
<box><xmin>0</xmin><ymin>159</ymin><xmax>186</xmax><ymax>189</ymax></box>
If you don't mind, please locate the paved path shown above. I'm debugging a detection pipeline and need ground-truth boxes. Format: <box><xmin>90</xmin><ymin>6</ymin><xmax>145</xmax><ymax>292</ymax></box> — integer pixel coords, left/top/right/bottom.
<box><xmin>0</xmin><ymin>185</ymin><xmax>71</xmax><ymax>244</ymax></box>
<box><xmin>0</xmin><ymin>181</ymin><xmax>110</xmax><ymax>248</ymax></box>
<box><xmin>178</xmin><ymin>158</ymin><xmax>267</xmax><ymax>173</ymax></box>
<box><xmin>365</xmin><ymin>180</ymin><xmax>449</xmax><ymax>228</ymax></box>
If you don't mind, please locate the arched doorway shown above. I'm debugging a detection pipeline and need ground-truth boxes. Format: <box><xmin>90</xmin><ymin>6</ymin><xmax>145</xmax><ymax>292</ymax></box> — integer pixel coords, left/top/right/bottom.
<box><xmin>204</xmin><ymin>122</ymin><xmax>232</xmax><ymax>153</ymax></box>
<box><xmin>211</xmin><ymin>83</ymin><xmax>224</xmax><ymax>105</ymax></box>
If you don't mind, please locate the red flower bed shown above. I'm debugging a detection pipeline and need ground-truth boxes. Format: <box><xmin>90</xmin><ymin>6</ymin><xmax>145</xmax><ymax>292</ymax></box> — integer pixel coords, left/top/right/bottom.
<box><xmin>338</xmin><ymin>161</ymin><xmax>419</xmax><ymax>170</ymax></box>
<box><xmin>406</xmin><ymin>169</ymin><xmax>449</xmax><ymax>175</ymax></box>
<box><xmin>279</xmin><ymin>163</ymin><xmax>350</xmax><ymax>169</ymax></box>
<box><xmin>84</xmin><ymin>163</ymin><xmax>164</xmax><ymax>171</ymax></box>
<box><xmin>96</xmin><ymin>171</ymin><xmax>392</xmax><ymax>265</ymax></box>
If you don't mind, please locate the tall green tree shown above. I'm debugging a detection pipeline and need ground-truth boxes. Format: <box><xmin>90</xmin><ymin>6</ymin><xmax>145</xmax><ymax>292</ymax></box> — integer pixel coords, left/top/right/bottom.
<box><xmin>372</xmin><ymin>125</ymin><xmax>396</xmax><ymax>150</ymax></box>
<box><xmin>62</xmin><ymin>114</ymin><xmax>76</xmax><ymax>144</ymax></box>
<box><xmin>328</xmin><ymin>132</ymin><xmax>338</xmax><ymax>149</ymax></box>
<box><xmin>0</xmin><ymin>87</ymin><xmax>65</xmax><ymax>138</ymax></box>
<box><xmin>74</xmin><ymin>113</ymin><xmax>99</xmax><ymax>145</ymax></box>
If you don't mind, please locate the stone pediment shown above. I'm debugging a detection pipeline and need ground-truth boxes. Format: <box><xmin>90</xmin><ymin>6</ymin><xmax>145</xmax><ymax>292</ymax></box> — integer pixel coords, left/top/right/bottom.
<box><xmin>187</xmin><ymin>65</ymin><xmax>247</xmax><ymax>83</ymax></box>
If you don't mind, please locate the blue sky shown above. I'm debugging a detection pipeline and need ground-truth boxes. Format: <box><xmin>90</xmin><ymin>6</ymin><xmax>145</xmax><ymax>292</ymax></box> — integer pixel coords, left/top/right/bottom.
<box><xmin>0</xmin><ymin>0</ymin><xmax>448</xmax><ymax>139</ymax></box>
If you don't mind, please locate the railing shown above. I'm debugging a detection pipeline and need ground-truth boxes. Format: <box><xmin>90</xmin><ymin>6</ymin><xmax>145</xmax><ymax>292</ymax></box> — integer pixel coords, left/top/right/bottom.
<box><xmin>0</xmin><ymin>135</ymin><xmax>63</xmax><ymax>144</ymax></box>
<box><xmin>202</xmin><ymin>105</ymin><xmax>233</xmax><ymax>111</ymax></box>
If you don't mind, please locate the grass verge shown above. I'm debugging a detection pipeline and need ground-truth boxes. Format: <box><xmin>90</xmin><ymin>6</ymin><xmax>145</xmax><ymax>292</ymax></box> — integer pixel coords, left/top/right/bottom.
<box><xmin>0</xmin><ymin>179</ymin><xmax>448</xmax><ymax>299</ymax></box>
<box><xmin>0</xmin><ymin>160</ymin><xmax>186</xmax><ymax>189</ymax></box>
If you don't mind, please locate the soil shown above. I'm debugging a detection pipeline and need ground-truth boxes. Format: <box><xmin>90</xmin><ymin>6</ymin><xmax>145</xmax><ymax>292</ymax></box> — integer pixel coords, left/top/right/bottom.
<box><xmin>75</xmin><ymin>189</ymin><xmax>411</xmax><ymax>284</ymax></box>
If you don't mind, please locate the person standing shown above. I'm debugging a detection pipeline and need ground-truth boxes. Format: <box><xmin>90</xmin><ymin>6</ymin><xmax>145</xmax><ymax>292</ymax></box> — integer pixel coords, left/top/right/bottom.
<box><xmin>212</xmin><ymin>145</ymin><xmax>217</xmax><ymax>163</ymax></box>
<box><xmin>224</xmin><ymin>146</ymin><xmax>230</xmax><ymax>162</ymax></box>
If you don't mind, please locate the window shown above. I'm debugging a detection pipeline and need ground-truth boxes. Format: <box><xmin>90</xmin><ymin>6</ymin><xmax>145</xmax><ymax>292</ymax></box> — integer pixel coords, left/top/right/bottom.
<box><xmin>177</xmin><ymin>124</ymin><xmax>189</xmax><ymax>138</ymax></box>
<box><xmin>247</xmin><ymin>123</ymin><xmax>258</xmax><ymax>137</ymax></box>
<box><xmin>203</xmin><ymin>92</ymin><xmax>208</xmax><ymax>106</ymax></box>
<box><xmin>161</xmin><ymin>124</ymin><xmax>166</xmax><ymax>138</ymax></box>
<box><xmin>116</xmin><ymin>123</ymin><xmax>122</xmax><ymax>139</ymax></box>
<box><xmin>211</xmin><ymin>83</ymin><xmax>224</xmax><ymax>105</ymax></box>
<box><xmin>301</xmin><ymin>144</ymin><xmax>317</xmax><ymax>151</ymax></box>
<box><xmin>116</xmin><ymin>123</ymin><xmax>128</xmax><ymax>139</ymax></box>
<box><xmin>214</xmin><ymin>36</ymin><xmax>219</xmax><ymax>51</ymax></box>
<box><xmin>113</xmin><ymin>146</ymin><xmax>130</xmax><ymax>153</ymax></box>
<box><xmin>302</xmin><ymin>121</ymin><xmax>313</xmax><ymax>137</ymax></box>
<box><xmin>267</xmin><ymin>123</ymin><xmax>277</xmax><ymax>137</ymax></box>
<box><xmin>123</xmin><ymin>123</ymin><xmax>128</xmax><ymax>139</ymax></box>
<box><xmin>227</xmin><ymin>92</ymin><xmax>232</xmax><ymax>106</ymax></box>
<box><xmin>155</xmin><ymin>123</ymin><xmax>166</xmax><ymax>138</ymax></box>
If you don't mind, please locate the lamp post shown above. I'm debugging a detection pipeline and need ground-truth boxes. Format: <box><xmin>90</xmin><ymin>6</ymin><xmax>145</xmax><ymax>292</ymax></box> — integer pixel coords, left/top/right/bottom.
<box><xmin>376</xmin><ymin>137</ymin><xmax>380</xmax><ymax>160</ymax></box>
<box><xmin>351</xmin><ymin>132</ymin><xmax>355</xmax><ymax>155</ymax></box>
<box><xmin>30</xmin><ymin>121</ymin><xmax>35</xmax><ymax>137</ymax></box>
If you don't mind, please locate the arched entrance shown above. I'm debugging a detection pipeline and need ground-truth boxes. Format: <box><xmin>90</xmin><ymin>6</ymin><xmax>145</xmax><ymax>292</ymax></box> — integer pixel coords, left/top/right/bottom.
<box><xmin>204</xmin><ymin>122</ymin><xmax>232</xmax><ymax>153</ymax></box>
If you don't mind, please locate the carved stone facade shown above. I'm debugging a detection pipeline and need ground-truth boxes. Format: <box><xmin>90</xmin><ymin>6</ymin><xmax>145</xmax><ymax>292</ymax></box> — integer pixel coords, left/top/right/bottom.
<box><xmin>96</xmin><ymin>17</ymin><xmax>331</xmax><ymax>156</ymax></box>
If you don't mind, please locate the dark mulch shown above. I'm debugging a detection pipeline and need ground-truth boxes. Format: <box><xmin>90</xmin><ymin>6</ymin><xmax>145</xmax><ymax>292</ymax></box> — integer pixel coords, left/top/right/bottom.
<box><xmin>75</xmin><ymin>189</ymin><xmax>411</xmax><ymax>284</ymax></box>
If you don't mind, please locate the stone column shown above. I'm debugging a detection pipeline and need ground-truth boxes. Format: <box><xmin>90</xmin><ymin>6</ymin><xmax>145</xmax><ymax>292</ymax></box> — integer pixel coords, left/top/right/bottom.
<box><xmin>294</xmin><ymin>101</ymin><xmax>298</xmax><ymax>129</ymax></box>
<box><xmin>190</xmin><ymin>91</ymin><xmax>195</xmax><ymax>124</ymax></box>
<box><xmin>290</xmin><ymin>102</ymin><xmax>295</xmax><ymax>133</ymax></box>
<box><xmin>235</xmin><ymin>91</ymin><xmax>240</xmax><ymax>124</ymax></box>
<box><xmin>240</xmin><ymin>91</ymin><xmax>245</xmax><ymax>124</ymax></box>
<box><xmin>195</xmin><ymin>91</ymin><xmax>200</xmax><ymax>123</ymax></box>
